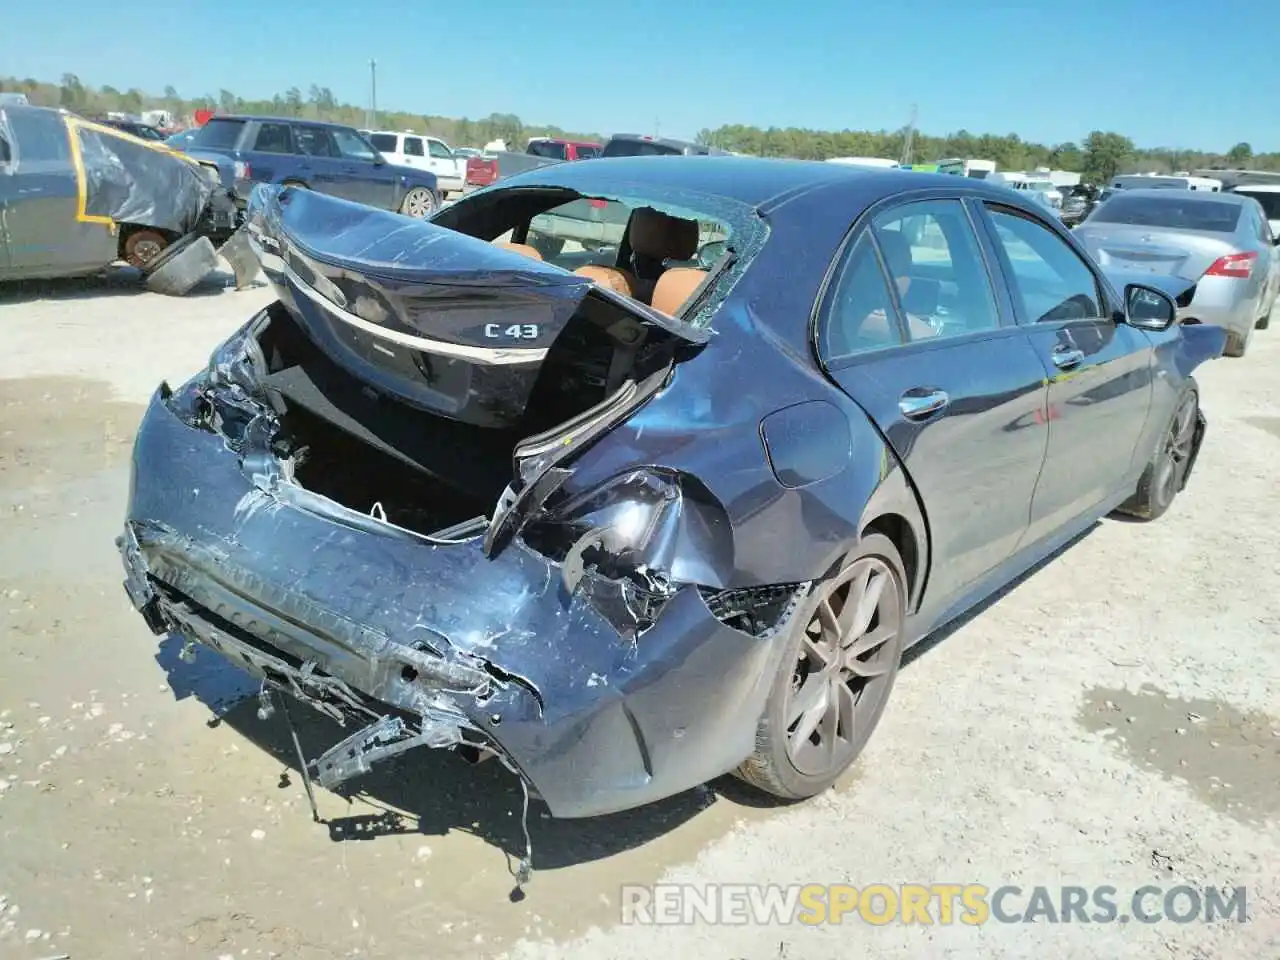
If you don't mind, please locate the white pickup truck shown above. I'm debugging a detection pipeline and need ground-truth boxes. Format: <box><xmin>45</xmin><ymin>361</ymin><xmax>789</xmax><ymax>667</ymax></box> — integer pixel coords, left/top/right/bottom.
<box><xmin>366</xmin><ymin>131</ymin><xmax>465</xmax><ymax>195</ymax></box>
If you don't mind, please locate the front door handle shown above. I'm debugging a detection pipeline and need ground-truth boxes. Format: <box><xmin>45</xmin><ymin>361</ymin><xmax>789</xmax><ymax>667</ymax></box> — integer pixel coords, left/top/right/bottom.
<box><xmin>1052</xmin><ymin>347</ymin><xmax>1085</xmax><ymax>370</ymax></box>
<box><xmin>898</xmin><ymin>388</ymin><xmax>950</xmax><ymax>420</ymax></box>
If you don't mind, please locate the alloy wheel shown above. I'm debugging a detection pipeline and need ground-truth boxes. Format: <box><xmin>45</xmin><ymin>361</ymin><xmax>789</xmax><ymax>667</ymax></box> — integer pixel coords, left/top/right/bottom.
<box><xmin>402</xmin><ymin>187</ymin><xmax>437</xmax><ymax>219</ymax></box>
<box><xmin>1154</xmin><ymin>395</ymin><xmax>1196</xmax><ymax>506</ymax></box>
<box><xmin>783</xmin><ymin>557</ymin><xmax>902</xmax><ymax>777</ymax></box>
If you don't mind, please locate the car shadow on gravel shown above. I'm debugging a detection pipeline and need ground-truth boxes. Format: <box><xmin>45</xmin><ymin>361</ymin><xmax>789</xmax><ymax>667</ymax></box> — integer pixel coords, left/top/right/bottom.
<box><xmin>0</xmin><ymin>265</ymin><xmax>263</xmax><ymax>304</ymax></box>
<box><xmin>156</xmin><ymin>633</ymin><xmax>723</xmax><ymax>873</ymax></box>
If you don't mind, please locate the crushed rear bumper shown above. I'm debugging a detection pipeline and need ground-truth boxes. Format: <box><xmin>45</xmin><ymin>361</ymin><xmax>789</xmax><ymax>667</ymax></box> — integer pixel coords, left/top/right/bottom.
<box><xmin>118</xmin><ymin>381</ymin><xmax>802</xmax><ymax>817</ymax></box>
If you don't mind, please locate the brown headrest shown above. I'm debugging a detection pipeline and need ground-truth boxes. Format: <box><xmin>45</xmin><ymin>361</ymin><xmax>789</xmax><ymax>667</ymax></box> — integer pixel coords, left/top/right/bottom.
<box><xmin>628</xmin><ymin>207</ymin><xmax>698</xmax><ymax>262</ymax></box>
<box><xmin>573</xmin><ymin>265</ymin><xmax>637</xmax><ymax>297</ymax></box>
<box><xmin>495</xmin><ymin>241</ymin><xmax>543</xmax><ymax>260</ymax></box>
<box><xmin>651</xmin><ymin>267</ymin><xmax>708</xmax><ymax>316</ymax></box>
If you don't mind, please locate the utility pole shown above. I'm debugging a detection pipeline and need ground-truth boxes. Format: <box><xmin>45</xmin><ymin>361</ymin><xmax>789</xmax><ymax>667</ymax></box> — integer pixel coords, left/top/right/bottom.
<box><xmin>367</xmin><ymin>58</ymin><xmax>377</xmax><ymax>130</ymax></box>
<box><xmin>899</xmin><ymin>103</ymin><xmax>918</xmax><ymax>167</ymax></box>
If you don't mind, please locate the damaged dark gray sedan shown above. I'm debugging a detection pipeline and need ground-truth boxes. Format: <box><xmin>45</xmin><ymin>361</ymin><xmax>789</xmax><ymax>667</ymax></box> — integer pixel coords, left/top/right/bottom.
<box><xmin>118</xmin><ymin>158</ymin><xmax>1226</xmax><ymax>819</ymax></box>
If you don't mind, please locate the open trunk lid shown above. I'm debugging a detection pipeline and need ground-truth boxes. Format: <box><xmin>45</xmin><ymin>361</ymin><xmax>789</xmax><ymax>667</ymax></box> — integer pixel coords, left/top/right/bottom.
<box><xmin>244</xmin><ymin>183</ymin><xmax>699</xmax><ymax>429</ymax></box>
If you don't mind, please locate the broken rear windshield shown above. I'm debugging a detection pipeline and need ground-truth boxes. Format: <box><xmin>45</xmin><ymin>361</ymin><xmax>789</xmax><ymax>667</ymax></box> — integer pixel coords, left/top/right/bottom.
<box><xmin>1091</xmin><ymin>195</ymin><xmax>1243</xmax><ymax>233</ymax></box>
<box><xmin>191</xmin><ymin>118</ymin><xmax>246</xmax><ymax>150</ymax></box>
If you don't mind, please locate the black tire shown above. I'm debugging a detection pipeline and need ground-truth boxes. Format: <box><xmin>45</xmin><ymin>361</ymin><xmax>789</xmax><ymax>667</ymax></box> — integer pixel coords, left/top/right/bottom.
<box><xmin>1115</xmin><ymin>388</ymin><xmax>1198</xmax><ymax>521</ymax></box>
<box><xmin>1257</xmin><ymin>304</ymin><xmax>1272</xmax><ymax>330</ymax></box>
<box><xmin>530</xmin><ymin>236</ymin><xmax>565</xmax><ymax>260</ymax></box>
<box><xmin>145</xmin><ymin>235</ymin><xmax>219</xmax><ymax>296</ymax></box>
<box><xmin>140</xmin><ymin>233</ymin><xmax>199</xmax><ymax>276</ymax></box>
<box><xmin>735</xmin><ymin>534</ymin><xmax>906</xmax><ymax>801</ymax></box>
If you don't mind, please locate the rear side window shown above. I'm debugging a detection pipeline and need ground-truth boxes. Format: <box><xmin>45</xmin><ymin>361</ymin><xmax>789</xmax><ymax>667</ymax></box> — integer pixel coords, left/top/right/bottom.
<box><xmin>252</xmin><ymin>123</ymin><xmax>294</xmax><ymax>154</ymax></box>
<box><xmin>368</xmin><ymin>133</ymin><xmax>398</xmax><ymax>153</ymax></box>
<box><xmin>986</xmin><ymin>208</ymin><xmax>1103</xmax><ymax>323</ymax></box>
<box><xmin>404</xmin><ymin>137</ymin><xmax>425</xmax><ymax>157</ymax></box>
<box><xmin>821</xmin><ymin>233</ymin><xmax>903</xmax><ymax>360</ymax></box>
<box><xmin>872</xmin><ymin>199</ymin><xmax>1001</xmax><ymax>341</ymax></box>
<box><xmin>191</xmin><ymin>118</ymin><xmax>246</xmax><ymax>150</ymax></box>
<box><xmin>1091</xmin><ymin>195</ymin><xmax>1243</xmax><ymax>233</ymax></box>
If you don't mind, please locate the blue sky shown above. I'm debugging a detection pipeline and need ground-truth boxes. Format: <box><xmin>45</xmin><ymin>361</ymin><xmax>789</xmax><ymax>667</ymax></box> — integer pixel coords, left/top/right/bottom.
<box><xmin>3</xmin><ymin>0</ymin><xmax>1275</xmax><ymax>152</ymax></box>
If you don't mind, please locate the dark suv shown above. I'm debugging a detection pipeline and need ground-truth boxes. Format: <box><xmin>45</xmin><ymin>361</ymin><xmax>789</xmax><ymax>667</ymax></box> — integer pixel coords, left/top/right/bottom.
<box><xmin>183</xmin><ymin>116</ymin><xmax>441</xmax><ymax>218</ymax></box>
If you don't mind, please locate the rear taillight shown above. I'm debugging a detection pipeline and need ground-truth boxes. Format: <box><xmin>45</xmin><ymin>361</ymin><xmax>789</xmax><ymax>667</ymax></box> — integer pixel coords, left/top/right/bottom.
<box><xmin>233</xmin><ymin>160</ymin><xmax>251</xmax><ymax>179</ymax></box>
<box><xmin>1204</xmin><ymin>251</ymin><xmax>1256</xmax><ymax>279</ymax></box>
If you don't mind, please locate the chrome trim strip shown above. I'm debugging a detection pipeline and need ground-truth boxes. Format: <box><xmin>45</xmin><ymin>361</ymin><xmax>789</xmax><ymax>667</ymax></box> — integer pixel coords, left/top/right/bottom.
<box><xmin>259</xmin><ymin>255</ymin><xmax>547</xmax><ymax>366</ymax></box>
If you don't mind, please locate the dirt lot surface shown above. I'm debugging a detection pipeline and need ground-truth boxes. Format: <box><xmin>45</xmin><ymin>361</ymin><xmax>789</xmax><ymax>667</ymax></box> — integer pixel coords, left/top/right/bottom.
<box><xmin>1</xmin><ymin>269</ymin><xmax>1277</xmax><ymax>959</ymax></box>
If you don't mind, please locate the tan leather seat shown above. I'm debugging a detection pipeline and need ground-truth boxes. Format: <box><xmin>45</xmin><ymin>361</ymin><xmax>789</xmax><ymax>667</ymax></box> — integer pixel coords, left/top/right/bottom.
<box><xmin>573</xmin><ymin>265</ymin><xmax>638</xmax><ymax>297</ymax></box>
<box><xmin>495</xmin><ymin>241</ymin><xmax>543</xmax><ymax>260</ymax></box>
<box><xmin>628</xmin><ymin>207</ymin><xmax>699</xmax><ymax>263</ymax></box>
<box><xmin>651</xmin><ymin>267</ymin><xmax>708</xmax><ymax>316</ymax></box>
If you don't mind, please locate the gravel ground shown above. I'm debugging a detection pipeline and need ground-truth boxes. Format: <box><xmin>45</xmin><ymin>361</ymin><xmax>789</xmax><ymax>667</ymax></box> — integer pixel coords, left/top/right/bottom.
<box><xmin>0</xmin><ymin>269</ymin><xmax>1276</xmax><ymax>959</ymax></box>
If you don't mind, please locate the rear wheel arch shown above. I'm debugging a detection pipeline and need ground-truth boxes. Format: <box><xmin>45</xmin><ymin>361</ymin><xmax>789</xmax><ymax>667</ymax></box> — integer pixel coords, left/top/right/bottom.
<box><xmin>860</xmin><ymin>513</ymin><xmax>921</xmax><ymax>608</ymax></box>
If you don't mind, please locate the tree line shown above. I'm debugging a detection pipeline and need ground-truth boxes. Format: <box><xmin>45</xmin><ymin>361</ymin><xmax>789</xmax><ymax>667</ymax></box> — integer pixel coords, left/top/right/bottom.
<box><xmin>4</xmin><ymin>74</ymin><xmax>1277</xmax><ymax>186</ymax></box>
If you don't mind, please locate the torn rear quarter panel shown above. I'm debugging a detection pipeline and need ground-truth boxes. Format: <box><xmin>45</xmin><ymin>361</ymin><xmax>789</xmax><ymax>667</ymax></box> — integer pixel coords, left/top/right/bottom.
<box><xmin>122</xmin><ymin>367</ymin><xmax>811</xmax><ymax>816</ymax></box>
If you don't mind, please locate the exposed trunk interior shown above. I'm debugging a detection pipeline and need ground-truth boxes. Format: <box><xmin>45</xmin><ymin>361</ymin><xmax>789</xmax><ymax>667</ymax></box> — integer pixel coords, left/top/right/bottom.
<box><xmin>250</xmin><ymin>293</ymin><xmax>681</xmax><ymax>537</ymax></box>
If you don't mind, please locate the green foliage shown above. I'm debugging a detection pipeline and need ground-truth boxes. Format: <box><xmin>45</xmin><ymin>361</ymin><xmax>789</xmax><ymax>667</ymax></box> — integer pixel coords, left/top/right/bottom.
<box><xmin>1080</xmin><ymin>131</ymin><xmax>1136</xmax><ymax>184</ymax></box>
<box><xmin>3</xmin><ymin>74</ymin><xmax>1277</xmax><ymax>174</ymax></box>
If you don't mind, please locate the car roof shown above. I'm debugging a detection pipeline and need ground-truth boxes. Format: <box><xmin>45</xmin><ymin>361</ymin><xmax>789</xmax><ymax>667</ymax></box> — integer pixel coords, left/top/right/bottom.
<box><xmin>1110</xmin><ymin>188</ymin><xmax>1251</xmax><ymax>204</ymax></box>
<box><xmin>210</xmin><ymin>115</ymin><xmax>356</xmax><ymax>130</ymax></box>
<box><xmin>500</xmin><ymin>155</ymin><xmax>1029</xmax><ymax>211</ymax></box>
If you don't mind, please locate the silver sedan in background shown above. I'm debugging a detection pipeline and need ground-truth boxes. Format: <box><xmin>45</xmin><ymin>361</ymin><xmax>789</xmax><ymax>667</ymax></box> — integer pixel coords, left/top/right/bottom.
<box><xmin>1075</xmin><ymin>189</ymin><xmax>1280</xmax><ymax>356</ymax></box>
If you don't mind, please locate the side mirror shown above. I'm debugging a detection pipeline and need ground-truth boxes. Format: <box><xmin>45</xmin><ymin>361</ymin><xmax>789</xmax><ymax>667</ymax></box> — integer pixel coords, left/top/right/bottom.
<box><xmin>1124</xmin><ymin>283</ymin><xmax>1177</xmax><ymax>331</ymax></box>
<box><xmin>1272</xmin><ymin>235</ymin><xmax>1280</xmax><ymax>247</ymax></box>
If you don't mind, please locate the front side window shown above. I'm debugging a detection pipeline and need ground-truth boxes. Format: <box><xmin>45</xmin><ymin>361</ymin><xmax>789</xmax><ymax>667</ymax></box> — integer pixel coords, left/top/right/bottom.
<box><xmin>332</xmin><ymin>128</ymin><xmax>377</xmax><ymax>161</ymax></box>
<box><xmin>986</xmin><ymin>207</ymin><xmax>1103</xmax><ymax>323</ymax></box>
<box><xmin>427</xmin><ymin>139</ymin><xmax>451</xmax><ymax>159</ymax></box>
<box><xmin>821</xmin><ymin>233</ymin><xmax>903</xmax><ymax>360</ymax></box>
<box><xmin>252</xmin><ymin>123</ymin><xmax>293</xmax><ymax>154</ymax></box>
<box><xmin>871</xmin><ymin>199</ymin><xmax>1001</xmax><ymax>342</ymax></box>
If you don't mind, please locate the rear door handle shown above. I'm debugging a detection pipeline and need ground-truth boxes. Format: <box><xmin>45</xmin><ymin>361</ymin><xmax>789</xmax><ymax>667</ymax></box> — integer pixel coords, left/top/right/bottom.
<box><xmin>1052</xmin><ymin>347</ymin><xmax>1085</xmax><ymax>370</ymax></box>
<box><xmin>898</xmin><ymin>388</ymin><xmax>950</xmax><ymax>420</ymax></box>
